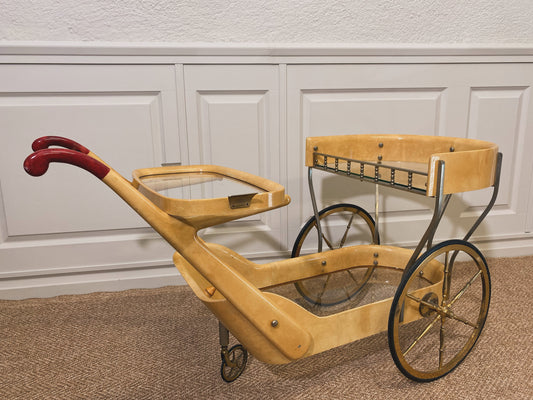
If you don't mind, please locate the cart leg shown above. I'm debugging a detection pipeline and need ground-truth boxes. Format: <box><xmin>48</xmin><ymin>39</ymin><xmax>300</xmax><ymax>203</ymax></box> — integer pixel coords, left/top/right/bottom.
<box><xmin>307</xmin><ymin>167</ymin><xmax>324</xmax><ymax>253</ymax></box>
<box><xmin>218</xmin><ymin>322</ymin><xmax>248</xmax><ymax>382</ymax></box>
<box><xmin>219</xmin><ymin>321</ymin><xmax>230</xmax><ymax>349</ymax></box>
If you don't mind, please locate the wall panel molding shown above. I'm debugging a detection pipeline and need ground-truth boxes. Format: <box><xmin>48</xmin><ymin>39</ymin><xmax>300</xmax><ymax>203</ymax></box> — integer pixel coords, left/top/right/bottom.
<box><xmin>3</xmin><ymin>41</ymin><xmax>533</xmax><ymax>57</ymax></box>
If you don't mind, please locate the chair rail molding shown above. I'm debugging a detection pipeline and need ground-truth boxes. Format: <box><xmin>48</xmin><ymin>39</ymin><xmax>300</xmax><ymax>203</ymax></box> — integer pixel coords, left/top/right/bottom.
<box><xmin>3</xmin><ymin>41</ymin><xmax>533</xmax><ymax>63</ymax></box>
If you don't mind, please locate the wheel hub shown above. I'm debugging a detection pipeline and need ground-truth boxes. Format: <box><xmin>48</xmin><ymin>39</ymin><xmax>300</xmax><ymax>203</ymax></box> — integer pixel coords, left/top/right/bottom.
<box><xmin>419</xmin><ymin>292</ymin><xmax>439</xmax><ymax>317</ymax></box>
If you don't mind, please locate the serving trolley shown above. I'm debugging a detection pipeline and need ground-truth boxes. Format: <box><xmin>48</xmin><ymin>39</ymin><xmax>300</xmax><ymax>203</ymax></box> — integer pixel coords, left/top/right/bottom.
<box><xmin>23</xmin><ymin>134</ymin><xmax>501</xmax><ymax>383</ymax></box>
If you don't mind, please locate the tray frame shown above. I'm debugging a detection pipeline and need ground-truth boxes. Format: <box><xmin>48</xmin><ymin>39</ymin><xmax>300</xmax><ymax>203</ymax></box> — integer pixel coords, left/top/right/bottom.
<box><xmin>132</xmin><ymin>164</ymin><xmax>290</xmax><ymax>229</ymax></box>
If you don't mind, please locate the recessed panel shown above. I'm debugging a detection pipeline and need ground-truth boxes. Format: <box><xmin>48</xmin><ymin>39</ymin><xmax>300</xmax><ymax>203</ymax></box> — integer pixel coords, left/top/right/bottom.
<box><xmin>194</xmin><ymin>91</ymin><xmax>269</xmax><ymax>224</ymax></box>
<box><xmin>198</xmin><ymin>92</ymin><xmax>267</xmax><ymax>177</ymax></box>
<box><xmin>464</xmin><ymin>87</ymin><xmax>527</xmax><ymax>210</ymax></box>
<box><xmin>0</xmin><ymin>93</ymin><xmax>165</xmax><ymax>236</ymax></box>
<box><xmin>302</xmin><ymin>89</ymin><xmax>444</xmax><ymax>136</ymax></box>
<box><xmin>301</xmin><ymin>89</ymin><xmax>444</xmax><ymax>215</ymax></box>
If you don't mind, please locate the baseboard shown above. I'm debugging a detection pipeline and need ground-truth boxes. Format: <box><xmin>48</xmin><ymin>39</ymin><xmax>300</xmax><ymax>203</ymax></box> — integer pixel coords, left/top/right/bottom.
<box><xmin>0</xmin><ymin>264</ymin><xmax>184</xmax><ymax>300</ymax></box>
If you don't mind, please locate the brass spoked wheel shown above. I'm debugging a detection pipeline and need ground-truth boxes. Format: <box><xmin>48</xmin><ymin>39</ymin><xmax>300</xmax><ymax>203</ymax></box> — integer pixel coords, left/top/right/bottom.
<box><xmin>291</xmin><ymin>203</ymin><xmax>379</xmax><ymax>306</ymax></box>
<box><xmin>220</xmin><ymin>344</ymin><xmax>248</xmax><ymax>383</ymax></box>
<box><xmin>388</xmin><ymin>240</ymin><xmax>491</xmax><ymax>382</ymax></box>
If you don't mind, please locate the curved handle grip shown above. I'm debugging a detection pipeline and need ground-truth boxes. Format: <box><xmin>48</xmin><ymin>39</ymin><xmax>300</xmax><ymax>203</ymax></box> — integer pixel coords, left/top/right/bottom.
<box><xmin>24</xmin><ymin>149</ymin><xmax>110</xmax><ymax>179</ymax></box>
<box><xmin>31</xmin><ymin>136</ymin><xmax>90</xmax><ymax>154</ymax></box>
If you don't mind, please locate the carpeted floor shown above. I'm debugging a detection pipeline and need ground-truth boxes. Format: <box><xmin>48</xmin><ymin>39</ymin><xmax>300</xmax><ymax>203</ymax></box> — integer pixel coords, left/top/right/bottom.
<box><xmin>1</xmin><ymin>256</ymin><xmax>532</xmax><ymax>399</ymax></box>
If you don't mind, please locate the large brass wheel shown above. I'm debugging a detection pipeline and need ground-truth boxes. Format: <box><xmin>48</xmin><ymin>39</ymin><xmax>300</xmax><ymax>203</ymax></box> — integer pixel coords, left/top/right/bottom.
<box><xmin>291</xmin><ymin>203</ymin><xmax>379</xmax><ymax>306</ymax></box>
<box><xmin>388</xmin><ymin>240</ymin><xmax>491</xmax><ymax>382</ymax></box>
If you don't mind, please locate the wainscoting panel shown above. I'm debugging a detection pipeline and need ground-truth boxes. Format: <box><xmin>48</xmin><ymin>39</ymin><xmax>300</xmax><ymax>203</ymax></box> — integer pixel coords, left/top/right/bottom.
<box><xmin>0</xmin><ymin>64</ymin><xmax>182</xmax><ymax>297</ymax></box>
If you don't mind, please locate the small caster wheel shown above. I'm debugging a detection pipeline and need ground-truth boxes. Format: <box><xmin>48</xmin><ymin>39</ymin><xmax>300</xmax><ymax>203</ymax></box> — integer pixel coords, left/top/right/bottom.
<box><xmin>220</xmin><ymin>344</ymin><xmax>248</xmax><ymax>382</ymax></box>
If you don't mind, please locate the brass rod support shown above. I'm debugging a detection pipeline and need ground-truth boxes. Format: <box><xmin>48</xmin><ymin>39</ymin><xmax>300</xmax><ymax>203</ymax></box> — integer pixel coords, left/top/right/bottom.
<box><xmin>308</xmin><ymin>167</ymin><xmax>323</xmax><ymax>253</ymax></box>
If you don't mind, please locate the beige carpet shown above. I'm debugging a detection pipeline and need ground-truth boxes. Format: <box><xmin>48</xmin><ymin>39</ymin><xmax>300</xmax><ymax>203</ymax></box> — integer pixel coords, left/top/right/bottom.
<box><xmin>1</xmin><ymin>256</ymin><xmax>532</xmax><ymax>399</ymax></box>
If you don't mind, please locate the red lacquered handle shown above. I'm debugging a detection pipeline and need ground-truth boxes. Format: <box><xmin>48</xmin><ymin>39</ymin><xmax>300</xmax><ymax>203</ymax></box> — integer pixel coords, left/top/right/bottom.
<box><xmin>24</xmin><ymin>149</ymin><xmax>110</xmax><ymax>179</ymax></box>
<box><xmin>31</xmin><ymin>136</ymin><xmax>90</xmax><ymax>154</ymax></box>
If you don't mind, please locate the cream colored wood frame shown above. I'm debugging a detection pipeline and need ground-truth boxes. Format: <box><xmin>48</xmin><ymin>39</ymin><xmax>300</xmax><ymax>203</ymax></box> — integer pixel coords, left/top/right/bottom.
<box><xmin>23</xmin><ymin>134</ymin><xmax>499</xmax><ymax>365</ymax></box>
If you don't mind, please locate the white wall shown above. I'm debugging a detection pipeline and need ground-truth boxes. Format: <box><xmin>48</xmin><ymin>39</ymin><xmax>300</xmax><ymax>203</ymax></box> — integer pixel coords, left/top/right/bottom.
<box><xmin>1</xmin><ymin>0</ymin><xmax>533</xmax><ymax>43</ymax></box>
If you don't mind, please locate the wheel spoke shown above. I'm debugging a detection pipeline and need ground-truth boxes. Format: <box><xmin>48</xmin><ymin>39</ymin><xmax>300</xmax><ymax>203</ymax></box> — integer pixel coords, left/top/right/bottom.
<box><xmin>342</xmin><ymin>284</ymin><xmax>352</xmax><ymax>298</ymax></box>
<box><xmin>347</xmin><ymin>269</ymin><xmax>360</xmax><ymax>284</ymax></box>
<box><xmin>406</xmin><ymin>293</ymin><xmax>440</xmax><ymax>313</ymax></box>
<box><xmin>320</xmin><ymin>231</ymin><xmax>335</xmax><ymax>250</ymax></box>
<box><xmin>439</xmin><ymin>318</ymin><xmax>445</xmax><ymax>368</ymax></box>
<box><xmin>449</xmin><ymin>270</ymin><xmax>482</xmax><ymax>307</ymax></box>
<box><xmin>404</xmin><ymin>314</ymin><xmax>441</xmax><ymax>356</ymax></box>
<box><xmin>315</xmin><ymin>274</ymin><xmax>331</xmax><ymax>304</ymax></box>
<box><xmin>446</xmin><ymin>310</ymin><xmax>479</xmax><ymax>329</ymax></box>
<box><xmin>442</xmin><ymin>251</ymin><xmax>451</xmax><ymax>304</ymax></box>
<box><xmin>339</xmin><ymin>213</ymin><xmax>355</xmax><ymax>248</ymax></box>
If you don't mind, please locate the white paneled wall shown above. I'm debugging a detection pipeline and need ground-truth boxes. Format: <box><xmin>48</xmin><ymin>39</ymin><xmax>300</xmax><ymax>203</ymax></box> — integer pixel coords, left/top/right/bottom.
<box><xmin>1</xmin><ymin>44</ymin><xmax>533</xmax><ymax>299</ymax></box>
<box><xmin>0</xmin><ymin>64</ymin><xmax>182</xmax><ymax>298</ymax></box>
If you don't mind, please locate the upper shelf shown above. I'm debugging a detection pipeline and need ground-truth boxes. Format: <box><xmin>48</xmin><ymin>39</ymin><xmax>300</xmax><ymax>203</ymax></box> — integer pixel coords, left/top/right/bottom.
<box><xmin>306</xmin><ymin>134</ymin><xmax>499</xmax><ymax>196</ymax></box>
<box><xmin>132</xmin><ymin>165</ymin><xmax>290</xmax><ymax>229</ymax></box>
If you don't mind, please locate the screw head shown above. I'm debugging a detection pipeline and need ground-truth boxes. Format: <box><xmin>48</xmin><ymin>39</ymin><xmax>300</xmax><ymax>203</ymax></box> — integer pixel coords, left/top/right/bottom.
<box><xmin>271</xmin><ymin>320</ymin><xmax>279</xmax><ymax>327</ymax></box>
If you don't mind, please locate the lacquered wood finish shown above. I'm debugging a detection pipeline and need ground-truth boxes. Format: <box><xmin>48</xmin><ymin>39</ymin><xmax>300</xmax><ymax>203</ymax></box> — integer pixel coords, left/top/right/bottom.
<box><xmin>174</xmin><ymin>245</ymin><xmax>443</xmax><ymax>364</ymax></box>
<box><xmin>103</xmin><ymin>164</ymin><xmax>443</xmax><ymax>364</ymax></box>
<box><xmin>131</xmin><ymin>165</ymin><xmax>290</xmax><ymax>229</ymax></box>
<box><xmin>306</xmin><ymin>135</ymin><xmax>499</xmax><ymax>196</ymax></box>
<box><xmin>22</xmin><ymin>134</ymin><xmax>484</xmax><ymax>367</ymax></box>
<box><xmin>103</xmin><ymin>169</ymin><xmax>311</xmax><ymax>361</ymax></box>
